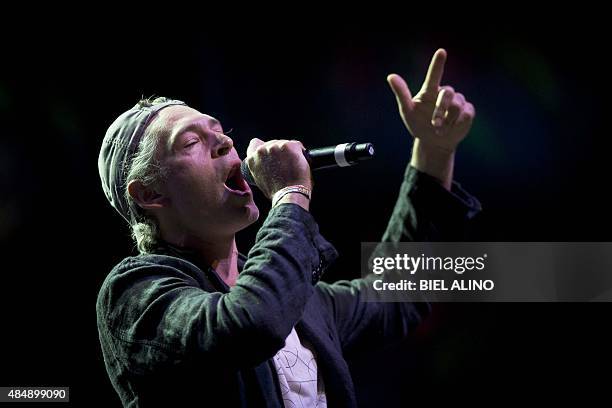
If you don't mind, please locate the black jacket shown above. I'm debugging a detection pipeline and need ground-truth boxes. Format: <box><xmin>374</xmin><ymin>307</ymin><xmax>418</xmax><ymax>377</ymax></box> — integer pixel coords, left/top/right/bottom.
<box><xmin>96</xmin><ymin>166</ymin><xmax>481</xmax><ymax>407</ymax></box>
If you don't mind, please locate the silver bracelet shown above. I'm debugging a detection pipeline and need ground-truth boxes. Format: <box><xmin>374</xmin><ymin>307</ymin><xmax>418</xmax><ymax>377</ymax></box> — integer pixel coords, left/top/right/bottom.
<box><xmin>272</xmin><ymin>185</ymin><xmax>311</xmax><ymax>207</ymax></box>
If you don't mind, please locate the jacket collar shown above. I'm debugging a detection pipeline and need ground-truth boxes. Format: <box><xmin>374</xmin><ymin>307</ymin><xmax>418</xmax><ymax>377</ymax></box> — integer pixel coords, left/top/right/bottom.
<box><xmin>152</xmin><ymin>240</ymin><xmax>247</xmax><ymax>292</ymax></box>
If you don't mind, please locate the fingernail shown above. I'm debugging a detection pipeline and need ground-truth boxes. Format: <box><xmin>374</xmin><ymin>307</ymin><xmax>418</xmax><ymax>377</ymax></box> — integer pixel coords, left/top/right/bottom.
<box><xmin>432</xmin><ymin>118</ymin><xmax>443</xmax><ymax>127</ymax></box>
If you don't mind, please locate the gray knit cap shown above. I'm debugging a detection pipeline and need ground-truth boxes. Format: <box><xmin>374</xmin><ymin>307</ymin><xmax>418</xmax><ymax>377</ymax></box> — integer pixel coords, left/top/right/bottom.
<box><xmin>98</xmin><ymin>98</ymin><xmax>186</xmax><ymax>223</ymax></box>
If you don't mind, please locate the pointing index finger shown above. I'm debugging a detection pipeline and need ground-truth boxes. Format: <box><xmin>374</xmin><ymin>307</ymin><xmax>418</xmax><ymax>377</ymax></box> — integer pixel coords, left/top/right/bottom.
<box><xmin>421</xmin><ymin>48</ymin><xmax>447</xmax><ymax>93</ymax></box>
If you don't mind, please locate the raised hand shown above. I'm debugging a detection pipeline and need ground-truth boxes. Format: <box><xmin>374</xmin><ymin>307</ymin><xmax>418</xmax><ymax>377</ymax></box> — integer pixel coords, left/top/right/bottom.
<box><xmin>387</xmin><ymin>49</ymin><xmax>476</xmax><ymax>188</ymax></box>
<box><xmin>387</xmin><ymin>49</ymin><xmax>475</xmax><ymax>152</ymax></box>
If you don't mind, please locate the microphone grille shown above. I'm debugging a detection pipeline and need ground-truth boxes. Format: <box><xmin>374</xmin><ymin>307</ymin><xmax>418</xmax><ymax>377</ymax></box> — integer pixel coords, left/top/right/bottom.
<box><xmin>240</xmin><ymin>161</ymin><xmax>257</xmax><ymax>186</ymax></box>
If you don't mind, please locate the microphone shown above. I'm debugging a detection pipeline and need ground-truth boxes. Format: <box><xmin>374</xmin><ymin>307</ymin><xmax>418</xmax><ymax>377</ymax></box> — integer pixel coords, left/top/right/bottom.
<box><xmin>241</xmin><ymin>142</ymin><xmax>375</xmax><ymax>186</ymax></box>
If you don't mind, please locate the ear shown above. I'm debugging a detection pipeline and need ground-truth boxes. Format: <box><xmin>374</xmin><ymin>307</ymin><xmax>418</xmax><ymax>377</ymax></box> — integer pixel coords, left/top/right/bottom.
<box><xmin>127</xmin><ymin>180</ymin><xmax>169</xmax><ymax>211</ymax></box>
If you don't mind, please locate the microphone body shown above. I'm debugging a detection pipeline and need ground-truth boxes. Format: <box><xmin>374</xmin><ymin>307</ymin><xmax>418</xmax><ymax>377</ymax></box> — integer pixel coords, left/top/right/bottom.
<box><xmin>241</xmin><ymin>142</ymin><xmax>375</xmax><ymax>186</ymax></box>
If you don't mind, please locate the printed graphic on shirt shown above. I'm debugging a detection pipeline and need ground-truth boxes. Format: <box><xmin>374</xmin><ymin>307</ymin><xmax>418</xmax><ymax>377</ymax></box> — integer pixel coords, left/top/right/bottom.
<box><xmin>273</xmin><ymin>328</ymin><xmax>327</xmax><ymax>408</ymax></box>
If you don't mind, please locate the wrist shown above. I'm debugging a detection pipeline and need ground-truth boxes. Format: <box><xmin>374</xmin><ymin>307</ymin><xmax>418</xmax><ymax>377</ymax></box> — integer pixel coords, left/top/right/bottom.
<box><xmin>275</xmin><ymin>192</ymin><xmax>310</xmax><ymax>211</ymax></box>
<box><xmin>272</xmin><ymin>185</ymin><xmax>311</xmax><ymax>211</ymax></box>
<box><xmin>410</xmin><ymin>139</ymin><xmax>455</xmax><ymax>190</ymax></box>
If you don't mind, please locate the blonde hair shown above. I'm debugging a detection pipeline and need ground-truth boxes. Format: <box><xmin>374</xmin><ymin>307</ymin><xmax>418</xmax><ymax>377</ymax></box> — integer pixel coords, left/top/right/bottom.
<box><xmin>124</xmin><ymin>97</ymin><xmax>171</xmax><ymax>253</ymax></box>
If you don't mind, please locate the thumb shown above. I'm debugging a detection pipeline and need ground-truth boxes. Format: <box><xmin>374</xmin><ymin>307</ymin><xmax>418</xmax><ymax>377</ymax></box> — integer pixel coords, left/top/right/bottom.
<box><xmin>387</xmin><ymin>74</ymin><xmax>415</xmax><ymax>114</ymax></box>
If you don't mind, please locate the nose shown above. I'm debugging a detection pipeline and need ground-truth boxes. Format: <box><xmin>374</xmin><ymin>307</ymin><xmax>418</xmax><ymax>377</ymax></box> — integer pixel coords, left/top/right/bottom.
<box><xmin>212</xmin><ymin>133</ymin><xmax>234</xmax><ymax>158</ymax></box>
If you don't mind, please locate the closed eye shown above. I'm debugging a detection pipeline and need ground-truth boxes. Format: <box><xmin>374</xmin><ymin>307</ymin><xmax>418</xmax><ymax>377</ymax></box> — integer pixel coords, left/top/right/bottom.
<box><xmin>184</xmin><ymin>139</ymin><xmax>199</xmax><ymax>148</ymax></box>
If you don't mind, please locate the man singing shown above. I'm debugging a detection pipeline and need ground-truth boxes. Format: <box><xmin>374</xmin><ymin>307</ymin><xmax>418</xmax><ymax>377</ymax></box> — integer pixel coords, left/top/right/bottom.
<box><xmin>97</xmin><ymin>49</ymin><xmax>481</xmax><ymax>407</ymax></box>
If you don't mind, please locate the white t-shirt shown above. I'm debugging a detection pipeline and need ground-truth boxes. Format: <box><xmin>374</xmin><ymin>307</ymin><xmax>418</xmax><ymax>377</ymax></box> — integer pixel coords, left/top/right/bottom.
<box><xmin>272</xmin><ymin>327</ymin><xmax>327</xmax><ymax>407</ymax></box>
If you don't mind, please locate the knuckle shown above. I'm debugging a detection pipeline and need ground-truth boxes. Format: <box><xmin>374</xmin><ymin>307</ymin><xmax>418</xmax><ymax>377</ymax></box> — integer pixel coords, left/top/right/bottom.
<box><xmin>290</xmin><ymin>140</ymin><xmax>304</xmax><ymax>151</ymax></box>
<box><xmin>449</xmin><ymin>103</ymin><xmax>461</xmax><ymax>113</ymax></box>
<box><xmin>255</xmin><ymin>144</ymin><xmax>267</xmax><ymax>155</ymax></box>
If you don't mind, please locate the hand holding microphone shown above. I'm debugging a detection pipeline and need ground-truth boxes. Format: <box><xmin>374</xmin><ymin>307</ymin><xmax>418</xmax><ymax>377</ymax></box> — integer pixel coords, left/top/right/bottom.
<box><xmin>244</xmin><ymin>139</ymin><xmax>313</xmax><ymax>201</ymax></box>
<box><xmin>243</xmin><ymin>139</ymin><xmax>375</xmax><ymax>209</ymax></box>
<box><xmin>242</xmin><ymin>141</ymin><xmax>374</xmax><ymax>185</ymax></box>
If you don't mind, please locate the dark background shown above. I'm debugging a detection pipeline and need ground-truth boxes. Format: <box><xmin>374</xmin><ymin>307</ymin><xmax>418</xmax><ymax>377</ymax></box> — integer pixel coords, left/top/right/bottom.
<box><xmin>1</xmin><ymin>18</ymin><xmax>610</xmax><ymax>406</ymax></box>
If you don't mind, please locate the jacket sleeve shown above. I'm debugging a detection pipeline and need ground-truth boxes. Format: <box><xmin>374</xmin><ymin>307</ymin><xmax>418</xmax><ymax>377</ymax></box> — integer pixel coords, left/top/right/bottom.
<box><xmin>97</xmin><ymin>203</ymin><xmax>338</xmax><ymax>372</ymax></box>
<box><xmin>316</xmin><ymin>165</ymin><xmax>482</xmax><ymax>358</ymax></box>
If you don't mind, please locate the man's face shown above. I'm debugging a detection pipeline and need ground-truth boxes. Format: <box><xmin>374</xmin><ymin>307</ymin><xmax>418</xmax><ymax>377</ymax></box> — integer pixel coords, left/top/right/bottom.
<box><xmin>152</xmin><ymin>105</ymin><xmax>259</xmax><ymax>239</ymax></box>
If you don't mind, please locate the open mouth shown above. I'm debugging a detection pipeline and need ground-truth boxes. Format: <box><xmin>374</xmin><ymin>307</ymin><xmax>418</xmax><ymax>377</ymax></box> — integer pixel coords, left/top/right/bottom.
<box><xmin>224</xmin><ymin>163</ymin><xmax>251</xmax><ymax>196</ymax></box>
